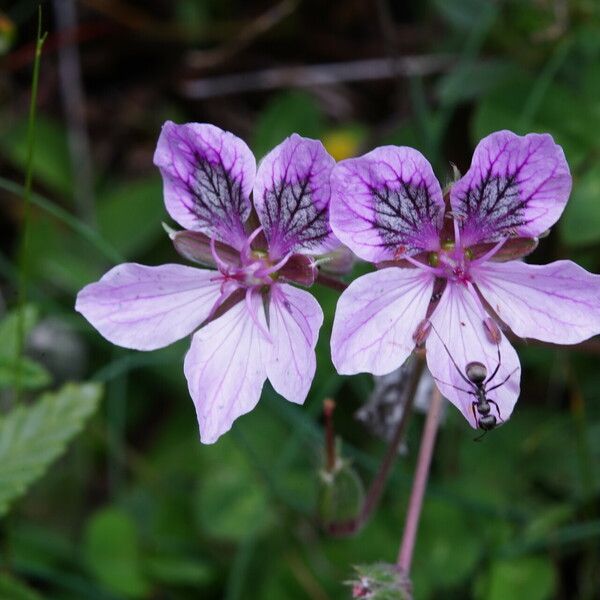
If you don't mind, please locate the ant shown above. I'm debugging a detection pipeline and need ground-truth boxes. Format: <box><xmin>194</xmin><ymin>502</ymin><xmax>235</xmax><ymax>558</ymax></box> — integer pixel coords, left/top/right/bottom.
<box><xmin>429</xmin><ymin>322</ymin><xmax>517</xmax><ymax>440</ymax></box>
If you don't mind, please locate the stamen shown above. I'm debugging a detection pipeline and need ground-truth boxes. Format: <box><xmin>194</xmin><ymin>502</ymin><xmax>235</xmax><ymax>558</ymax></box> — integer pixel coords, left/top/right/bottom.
<box><xmin>245</xmin><ymin>287</ymin><xmax>272</xmax><ymax>343</ymax></box>
<box><xmin>241</xmin><ymin>226</ymin><xmax>264</xmax><ymax>262</ymax></box>
<box><xmin>401</xmin><ymin>254</ymin><xmax>441</xmax><ymax>275</ymax></box>
<box><xmin>210</xmin><ymin>237</ymin><xmax>232</xmax><ymax>273</ymax></box>
<box><xmin>259</xmin><ymin>252</ymin><xmax>293</xmax><ymax>277</ymax></box>
<box><xmin>471</xmin><ymin>236</ymin><xmax>508</xmax><ymax>266</ymax></box>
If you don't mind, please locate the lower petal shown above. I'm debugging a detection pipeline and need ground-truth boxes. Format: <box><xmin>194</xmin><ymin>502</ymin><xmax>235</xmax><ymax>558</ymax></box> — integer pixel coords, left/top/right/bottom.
<box><xmin>184</xmin><ymin>294</ymin><xmax>270</xmax><ymax>444</ymax></box>
<box><xmin>473</xmin><ymin>260</ymin><xmax>600</xmax><ymax>344</ymax></box>
<box><xmin>426</xmin><ymin>283</ymin><xmax>521</xmax><ymax>428</ymax></box>
<box><xmin>331</xmin><ymin>267</ymin><xmax>434</xmax><ymax>376</ymax></box>
<box><xmin>266</xmin><ymin>284</ymin><xmax>323</xmax><ymax>404</ymax></box>
<box><xmin>75</xmin><ymin>263</ymin><xmax>224</xmax><ymax>350</ymax></box>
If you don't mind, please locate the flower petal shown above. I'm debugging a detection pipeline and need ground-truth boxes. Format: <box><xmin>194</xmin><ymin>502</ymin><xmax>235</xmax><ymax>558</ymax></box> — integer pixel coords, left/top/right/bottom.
<box><xmin>331</xmin><ymin>267</ymin><xmax>434</xmax><ymax>375</ymax></box>
<box><xmin>451</xmin><ymin>130</ymin><xmax>571</xmax><ymax>245</ymax></box>
<box><xmin>330</xmin><ymin>146</ymin><xmax>444</xmax><ymax>263</ymax></box>
<box><xmin>426</xmin><ymin>283</ymin><xmax>521</xmax><ymax>428</ymax></box>
<box><xmin>473</xmin><ymin>259</ymin><xmax>600</xmax><ymax>344</ymax></box>
<box><xmin>184</xmin><ymin>293</ymin><xmax>270</xmax><ymax>444</ymax></box>
<box><xmin>266</xmin><ymin>284</ymin><xmax>323</xmax><ymax>404</ymax></box>
<box><xmin>253</xmin><ymin>134</ymin><xmax>337</xmax><ymax>257</ymax></box>
<box><xmin>154</xmin><ymin>121</ymin><xmax>256</xmax><ymax>249</ymax></box>
<box><xmin>75</xmin><ymin>263</ymin><xmax>224</xmax><ymax>350</ymax></box>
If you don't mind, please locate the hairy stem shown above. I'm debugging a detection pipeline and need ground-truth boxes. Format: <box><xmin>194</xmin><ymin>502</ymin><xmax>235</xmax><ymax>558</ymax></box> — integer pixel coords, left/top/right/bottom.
<box><xmin>326</xmin><ymin>355</ymin><xmax>425</xmax><ymax>536</ymax></box>
<box><xmin>396</xmin><ymin>386</ymin><xmax>443</xmax><ymax>574</ymax></box>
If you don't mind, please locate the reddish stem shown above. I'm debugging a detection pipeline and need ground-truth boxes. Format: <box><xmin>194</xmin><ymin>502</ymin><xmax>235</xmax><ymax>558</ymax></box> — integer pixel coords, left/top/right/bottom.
<box><xmin>325</xmin><ymin>356</ymin><xmax>425</xmax><ymax>536</ymax></box>
<box><xmin>323</xmin><ymin>398</ymin><xmax>337</xmax><ymax>472</ymax></box>
<box><xmin>396</xmin><ymin>387</ymin><xmax>443</xmax><ymax>574</ymax></box>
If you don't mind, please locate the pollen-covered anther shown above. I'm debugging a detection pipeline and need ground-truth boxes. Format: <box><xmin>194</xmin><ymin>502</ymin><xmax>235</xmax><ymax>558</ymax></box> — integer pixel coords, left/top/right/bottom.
<box><xmin>483</xmin><ymin>316</ymin><xmax>502</xmax><ymax>345</ymax></box>
<box><xmin>412</xmin><ymin>318</ymin><xmax>432</xmax><ymax>346</ymax></box>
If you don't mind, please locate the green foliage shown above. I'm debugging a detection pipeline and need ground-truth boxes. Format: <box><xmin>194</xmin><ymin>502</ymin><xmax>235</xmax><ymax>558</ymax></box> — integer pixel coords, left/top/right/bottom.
<box><xmin>253</xmin><ymin>91</ymin><xmax>324</xmax><ymax>159</ymax></box>
<box><xmin>0</xmin><ymin>573</ymin><xmax>43</xmax><ymax>600</ymax></box>
<box><xmin>194</xmin><ymin>437</ymin><xmax>273</xmax><ymax>541</ymax></box>
<box><xmin>97</xmin><ymin>177</ymin><xmax>164</xmax><ymax>257</ymax></box>
<box><xmin>474</xmin><ymin>556</ymin><xmax>556</xmax><ymax>600</ymax></box>
<box><xmin>84</xmin><ymin>507</ymin><xmax>149</xmax><ymax>598</ymax></box>
<box><xmin>0</xmin><ymin>382</ymin><xmax>102</xmax><ymax>517</ymax></box>
<box><xmin>0</xmin><ymin>116</ymin><xmax>71</xmax><ymax>196</ymax></box>
<box><xmin>560</xmin><ymin>166</ymin><xmax>600</xmax><ymax>246</ymax></box>
<box><xmin>0</xmin><ymin>305</ymin><xmax>50</xmax><ymax>390</ymax></box>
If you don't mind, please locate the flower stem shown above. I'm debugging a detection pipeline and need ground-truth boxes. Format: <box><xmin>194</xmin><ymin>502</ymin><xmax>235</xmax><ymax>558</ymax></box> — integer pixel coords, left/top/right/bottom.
<box><xmin>396</xmin><ymin>386</ymin><xmax>443</xmax><ymax>575</ymax></box>
<box><xmin>326</xmin><ymin>355</ymin><xmax>425</xmax><ymax>536</ymax></box>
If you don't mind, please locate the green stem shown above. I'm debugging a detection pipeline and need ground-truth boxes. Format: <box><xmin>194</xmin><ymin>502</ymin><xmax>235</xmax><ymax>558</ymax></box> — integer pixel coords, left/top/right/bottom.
<box><xmin>15</xmin><ymin>7</ymin><xmax>47</xmax><ymax>403</ymax></box>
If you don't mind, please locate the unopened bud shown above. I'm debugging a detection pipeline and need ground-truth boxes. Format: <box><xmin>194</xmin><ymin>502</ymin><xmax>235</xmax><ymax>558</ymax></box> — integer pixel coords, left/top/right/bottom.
<box><xmin>413</xmin><ymin>319</ymin><xmax>432</xmax><ymax>346</ymax></box>
<box><xmin>483</xmin><ymin>317</ymin><xmax>501</xmax><ymax>345</ymax></box>
<box><xmin>318</xmin><ymin>461</ymin><xmax>364</xmax><ymax>525</ymax></box>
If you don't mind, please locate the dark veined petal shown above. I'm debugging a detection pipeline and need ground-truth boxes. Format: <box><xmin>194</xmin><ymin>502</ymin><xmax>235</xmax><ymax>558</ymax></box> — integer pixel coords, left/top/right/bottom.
<box><xmin>330</xmin><ymin>146</ymin><xmax>445</xmax><ymax>263</ymax></box>
<box><xmin>154</xmin><ymin>121</ymin><xmax>256</xmax><ymax>249</ymax></box>
<box><xmin>425</xmin><ymin>282</ymin><xmax>521</xmax><ymax>429</ymax></box>
<box><xmin>451</xmin><ymin>130</ymin><xmax>571</xmax><ymax>246</ymax></box>
<box><xmin>253</xmin><ymin>134</ymin><xmax>337</xmax><ymax>258</ymax></box>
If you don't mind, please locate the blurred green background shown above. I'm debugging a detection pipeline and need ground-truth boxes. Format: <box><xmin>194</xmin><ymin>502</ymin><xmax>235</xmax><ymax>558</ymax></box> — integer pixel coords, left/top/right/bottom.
<box><xmin>1</xmin><ymin>0</ymin><xmax>599</xmax><ymax>598</ymax></box>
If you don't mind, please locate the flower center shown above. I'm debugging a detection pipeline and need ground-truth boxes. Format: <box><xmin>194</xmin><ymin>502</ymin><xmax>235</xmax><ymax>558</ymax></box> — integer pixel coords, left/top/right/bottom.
<box><xmin>429</xmin><ymin>242</ymin><xmax>473</xmax><ymax>285</ymax></box>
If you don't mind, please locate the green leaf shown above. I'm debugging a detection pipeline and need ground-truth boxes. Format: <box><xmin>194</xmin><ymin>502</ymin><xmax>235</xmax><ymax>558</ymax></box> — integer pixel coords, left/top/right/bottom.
<box><xmin>437</xmin><ymin>60</ymin><xmax>521</xmax><ymax>105</ymax></box>
<box><xmin>0</xmin><ymin>573</ymin><xmax>43</xmax><ymax>600</ymax></box>
<box><xmin>97</xmin><ymin>177</ymin><xmax>164</xmax><ymax>257</ymax></box>
<box><xmin>560</xmin><ymin>166</ymin><xmax>600</xmax><ymax>246</ymax></box>
<box><xmin>194</xmin><ymin>437</ymin><xmax>273</xmax><ymax>541</ymax></box>
<box><xmin>0</xmin><ymin>116</ymin><xmax>72</xmax><ymax>196</ymax></box>
<box><xmin>0</xmin><ymin>382</ymin><xmax>102</xmax><ymax>517</ymax></box>
<box><xmin>0</xmin><ymin>305</ymin><xmax>51</xmax><ymax>390</ymax></box>
<box><xmin>0</xmin><ymin>305</ymin><xmax>39</xmax><ymax>358</ymax></box>
<box><xmin>412</xmin><ymin>498</ymin><xmax>482</xmax><ymax>597</ymax></box>
<box><xmin>145</xmin><ymin>556</ymin><xmax>214</xmax><ymax>587</ymax></box>
<box><xmin>0</xmin><ymin>356</ymin><xmax>51</xmax><ymax>390</ymax></box>
<box><xmin>474</xmin><ymin>556</ymin><xmax>556</xmax><ymax>600</ymax></box>
<box><xmin>253</xmin><ymin>91</ymin><xmax>324</xmax><ymax>159</ymax></box>
<box><xmin>84</xmin><ymin>507</ymin><xmax>149</xmax><ymax>598</ymax></box>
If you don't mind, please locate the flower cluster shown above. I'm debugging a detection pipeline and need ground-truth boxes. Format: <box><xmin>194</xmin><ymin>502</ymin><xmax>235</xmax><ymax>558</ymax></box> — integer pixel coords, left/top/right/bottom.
<box><xmin>76</xmin><ymin>124</ymin><xmax>600</xmax><ymax>443</ymax></box>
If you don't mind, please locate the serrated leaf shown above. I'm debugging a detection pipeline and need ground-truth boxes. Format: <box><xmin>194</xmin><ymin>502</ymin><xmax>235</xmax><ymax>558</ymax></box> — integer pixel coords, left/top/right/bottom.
<box><xmin>0</xmin><ymin>382</ymin><xmax>102</xmax><ymax>517</ymax></box>
<box><xmin>84</xmin><ymin>507</ymin><xmax>149</xmax><ymax>598</ymax></box>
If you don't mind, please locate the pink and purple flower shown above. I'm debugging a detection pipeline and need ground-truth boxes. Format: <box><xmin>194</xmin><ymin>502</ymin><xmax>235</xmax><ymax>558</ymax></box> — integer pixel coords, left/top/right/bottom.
<box><xmin>330</xmin><ymin>130</ymin><xmax>600</xmax><ymax>429</ymax></box>
<box><xmin>76</xmin><ymin>122</ymin><xmax>338</xmax><ymax>443</ymax></box>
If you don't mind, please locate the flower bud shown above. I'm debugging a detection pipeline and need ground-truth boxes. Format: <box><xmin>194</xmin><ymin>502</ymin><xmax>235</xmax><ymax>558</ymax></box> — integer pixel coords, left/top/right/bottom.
<box><xmin>318</xmin><ymin>460</ymin><xmax>364</xmax><ymax>525</ymax></box>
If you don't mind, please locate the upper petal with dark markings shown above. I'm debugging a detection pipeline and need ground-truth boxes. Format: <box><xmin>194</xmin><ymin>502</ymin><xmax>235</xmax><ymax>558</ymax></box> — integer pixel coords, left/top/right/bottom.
<box><xmin>253</xmin><ymin>134</ymin><xmax>337</xmax><ymax>258</ymax></box>
<box><xmin>451</xmin><ymin>130</ymin><xmax>571</xmax><ymax>246</ymax></box>
<box><xmin>154</xmin><ymin>121</ymin><xmax>256</xmax><ymax>249</ymax></box>
<box><xmin>330</xmin><ymin>146</ymin><xmax>444</xmax><ymax>262</ymax></box>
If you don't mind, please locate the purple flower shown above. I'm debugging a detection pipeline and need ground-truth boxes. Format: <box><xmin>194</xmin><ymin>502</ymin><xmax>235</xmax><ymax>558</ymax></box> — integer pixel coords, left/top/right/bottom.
<box><xmin>76</xmin><ymin>122</ymin><xmax>338</xmax><ymax>443</ymax></box>
<box><xmin>330</xmin><ymin>130</ymin><xmax>600</xmax><ymax>429</ymax></box>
